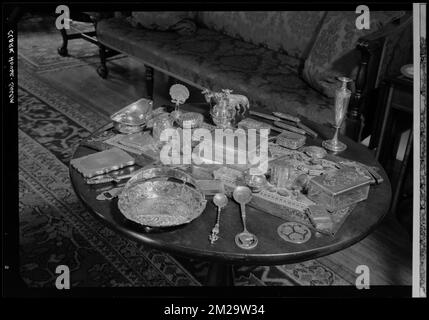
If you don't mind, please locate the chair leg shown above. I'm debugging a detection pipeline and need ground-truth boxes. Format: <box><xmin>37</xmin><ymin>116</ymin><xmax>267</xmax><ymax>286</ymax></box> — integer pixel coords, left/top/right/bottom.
<box><xmin>145</xmin><ymin>65</ymin><xmax>154</xmax><ymax>99</ymax></box>
<box><xmin>390</xmin><ymin>130</ymin><xmax>413</xmax><ymax>217</ymax></box>
<box><xmin>96</xmin><ymin>44</ymin><xmax>108</xmax><ymax>79</ymax></box>
<box><xmin>57</xmin><ymin>28</ymin><xmax>68</xmax><ymax>56</ymax></box>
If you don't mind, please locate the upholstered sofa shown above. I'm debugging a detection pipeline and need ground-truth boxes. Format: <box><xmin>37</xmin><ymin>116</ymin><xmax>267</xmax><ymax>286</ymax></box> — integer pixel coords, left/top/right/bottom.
<box><xmin>95</xmin><ymin>11</ymin><xmax>411</xmax><ymax>140</ymax></box>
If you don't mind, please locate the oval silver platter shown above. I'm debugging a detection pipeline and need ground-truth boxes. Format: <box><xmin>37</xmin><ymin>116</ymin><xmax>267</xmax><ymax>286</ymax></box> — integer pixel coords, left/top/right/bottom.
<box><xmin>118</xmin><ymin>166</ymin><xmax>207</xmax><ymax>228</ymax></box>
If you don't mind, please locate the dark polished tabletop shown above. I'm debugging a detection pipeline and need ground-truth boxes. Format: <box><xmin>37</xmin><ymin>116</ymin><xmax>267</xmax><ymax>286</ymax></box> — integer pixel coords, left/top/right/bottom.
<box><xmin>70</xmin><ymin>106</ymin><xmax>392</xmax><ymax>266</ymax></box>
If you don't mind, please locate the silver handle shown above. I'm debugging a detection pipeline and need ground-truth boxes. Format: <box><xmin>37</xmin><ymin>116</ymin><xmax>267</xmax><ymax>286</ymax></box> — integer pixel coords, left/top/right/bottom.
<box><xmin>296</xmin><ymin>122</ymin><xmax>318</xmax><ymax>138</ymax></box>
<box><xmin>240</xmin><ymin>203</ymin><xmax>248</xmax><ymax>231</ymax></box>
<box><xmin>272</xmin><ymin>112</ymin><xmax>301</xmax><ymax>123</ymax></box>
<box><xmin>273</xmin><ymin>121</ymin><xmax>306</xmax><ymax>135</ymax></box>
<box><xmin>250</xmin><ymin>111</ymin><xmax>280</xmax><ymax>122</ymax></box>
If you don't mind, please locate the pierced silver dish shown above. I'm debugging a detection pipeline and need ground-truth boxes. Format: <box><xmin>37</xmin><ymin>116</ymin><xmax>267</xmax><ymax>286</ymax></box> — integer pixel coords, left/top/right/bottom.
<box><xmin>118</xmin><ymin>166</ymin><xmax>207</xmax><ymax>227</ymax></box>
<box><xmin>110</xmin><ymin>98</ymin><xmax>153</xmax><ymax>134</ymax></box>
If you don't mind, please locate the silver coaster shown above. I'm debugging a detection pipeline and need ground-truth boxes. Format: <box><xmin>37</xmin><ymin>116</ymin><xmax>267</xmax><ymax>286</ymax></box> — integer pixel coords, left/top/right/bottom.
<box><xmin>277</xmin><ymin>222</ymin><xmax>312</xmax><ymax>244</ymax></box>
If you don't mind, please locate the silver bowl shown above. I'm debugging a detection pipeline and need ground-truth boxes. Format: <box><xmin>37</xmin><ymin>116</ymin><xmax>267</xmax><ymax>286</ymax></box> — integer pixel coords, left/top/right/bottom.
<box><xmin>118</xmin><ymin>166</ymin><xmax>207</xmax><ymax>227</ymax></box>
<box><xmin>110</xmin><ymin>98</ymin><xmax>153</xmax><ymax>134</ymax></box>
<box><xmin>176</xmin><ymin>112</ymin><xmax>204</xmax><ymax>128</ymax></box>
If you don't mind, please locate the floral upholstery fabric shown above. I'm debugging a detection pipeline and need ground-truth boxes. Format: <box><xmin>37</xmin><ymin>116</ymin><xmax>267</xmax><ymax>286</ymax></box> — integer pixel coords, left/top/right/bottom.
<box><xmin>302</xmin><ymin>11</ymin><xmax>406</xmax><ymax>98</ymax></box>
<box><xmin>377</xmin><ymin>16</ymin><xmax>413</xmax><ymax>83</ymax></box>
<box><xmin>97</xmin><ymin>18</ymin><xmax>334</xmax><ymax>125</ymax></box>
<box><xmin>195</xmin><ymin>11</ymin><xmax>326</xmax><ymax>63</ymax></box>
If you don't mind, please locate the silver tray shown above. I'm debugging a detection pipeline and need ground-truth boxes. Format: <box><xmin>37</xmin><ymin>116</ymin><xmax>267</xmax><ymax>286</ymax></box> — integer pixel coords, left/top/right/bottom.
<box><xmin>110</xmin><ymin>98</ymin><xmax>153</xmax><ymax>133</ymax></box>
<box><xmin>118</xmin><ymin>166</ymin><xmax>207</xmax><ymax>227</ymax></box>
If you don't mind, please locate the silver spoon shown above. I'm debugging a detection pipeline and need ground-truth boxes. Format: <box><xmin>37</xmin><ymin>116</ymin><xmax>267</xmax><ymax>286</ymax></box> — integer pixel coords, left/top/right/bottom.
<box><xmin>209</xmin><ymin>193</ymin><xmax>228</xmax><ymax>244</ymax></box>
<box><xmin>233</xmin><ymin>186</ymin><xmax>258</xmax><ymax>250</ymax></box>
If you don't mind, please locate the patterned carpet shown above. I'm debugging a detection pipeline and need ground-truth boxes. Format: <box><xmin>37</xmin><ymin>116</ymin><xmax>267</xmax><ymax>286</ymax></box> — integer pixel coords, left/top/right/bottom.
<box><xmin>17</xmin><ymin>14</ymin><xmax>353</xmax><ymax>287</ymax></box>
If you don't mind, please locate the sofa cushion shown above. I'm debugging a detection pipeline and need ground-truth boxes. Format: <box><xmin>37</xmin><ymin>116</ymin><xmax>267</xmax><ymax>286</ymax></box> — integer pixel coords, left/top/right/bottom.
<box><xmin>195</xmin><ymin>11</ymin><xmax>326</xmax><ymax>63</ymax></box>
<box><xmin>129</xmin><ymin>11</ymin><xmax>197</xmax><ymax>35</ymax></box>
<box><xmin>97</xmin><ymin>18</ymin><xmax>334</xmax><ymax>126</ymax></box>
<box><xmin>303</xmin><ymin>11</ymin><xmax>406</xmax><ymax>98</ymax></box>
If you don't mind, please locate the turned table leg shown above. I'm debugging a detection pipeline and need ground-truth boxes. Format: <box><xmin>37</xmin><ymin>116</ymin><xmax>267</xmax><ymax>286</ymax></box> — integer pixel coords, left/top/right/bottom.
<box><xmin>58</xmin><ymin>28</ymin><xmax>68</xmax><ymax>56</ymax></box>
<box><xmin>205</xmin><ymin>263</ymin><xmax>235</xmax><ymax>286</ymax></box>
<box><xmin>97</xmin><ymin>44</ymin><xmax>108</xmax><ymax>78</ymax></box>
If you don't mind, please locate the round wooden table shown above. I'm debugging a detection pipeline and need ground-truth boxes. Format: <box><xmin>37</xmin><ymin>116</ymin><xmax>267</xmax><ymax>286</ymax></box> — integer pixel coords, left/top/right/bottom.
<box><xmin>70</xmin><ymin>118</ymin><xmax>391</xmax><ymax>286</ymax></box>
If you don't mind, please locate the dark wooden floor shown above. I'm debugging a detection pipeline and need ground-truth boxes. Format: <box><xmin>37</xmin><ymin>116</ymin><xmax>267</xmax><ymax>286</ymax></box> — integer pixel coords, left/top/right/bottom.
<box><xmin>39</xmin><ymin>57</ymin><xmax>149</xmax><ymax>116</ymax></box>
<box><xmin>37</xmin><ymin>53</ymin><xmax>412</xmax><ymax>285</ymax></box>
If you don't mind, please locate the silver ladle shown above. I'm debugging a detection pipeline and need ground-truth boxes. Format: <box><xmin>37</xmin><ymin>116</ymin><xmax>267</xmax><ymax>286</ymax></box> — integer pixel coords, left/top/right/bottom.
<box><xmin>209</xmin><ymin>193</ymin><xmax>228</xmax><ymax>244</ymax></box>
<box><xmin>233</xmin><ymin>186</ymin><xmax>258</xmax><ymax>250</ymax></box>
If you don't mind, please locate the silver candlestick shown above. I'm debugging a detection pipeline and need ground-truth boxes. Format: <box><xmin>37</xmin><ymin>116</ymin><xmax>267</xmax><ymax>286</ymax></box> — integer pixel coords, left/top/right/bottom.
<box><xmin>322</xmin><ymin>77</ymin><xmax>352</xmax><ymax>152</ymax></box>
